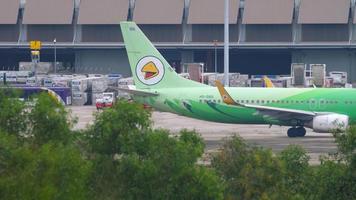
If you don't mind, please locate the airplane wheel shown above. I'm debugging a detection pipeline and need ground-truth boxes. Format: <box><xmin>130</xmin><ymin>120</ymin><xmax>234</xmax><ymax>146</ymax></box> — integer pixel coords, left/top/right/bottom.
<box><xmin>296</xmin><ymin>127</ymin><xmax>306</xmax><ymax>137</ymax></box>
<box><xmin>287</xmin><ymin>128</ymin><xmax>297</xmax><ymax>137</ymax></box>
<box><xmin>287</xmin><ymin>127</ymin><xmax>306</xmax><ymax>137</ymax></box>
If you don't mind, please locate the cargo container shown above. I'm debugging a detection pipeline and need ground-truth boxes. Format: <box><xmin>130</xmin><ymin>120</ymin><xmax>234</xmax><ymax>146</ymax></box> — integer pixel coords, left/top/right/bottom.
<box><xmin>72</xmin><ymin>92</ymin><xmax>88</xmax><ymax>106</ymax></box>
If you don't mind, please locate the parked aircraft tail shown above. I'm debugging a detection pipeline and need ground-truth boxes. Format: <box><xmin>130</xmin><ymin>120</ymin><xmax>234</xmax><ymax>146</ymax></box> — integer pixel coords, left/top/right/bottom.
<box><xmin>120</xmin><ymin>22</ymin><xmax>207</xmax><ymax>89</ymax></box>
<box><xmin>262</xmin><ymin>76</ymin><xmax>274</xmax><ymax>88</ymax></box>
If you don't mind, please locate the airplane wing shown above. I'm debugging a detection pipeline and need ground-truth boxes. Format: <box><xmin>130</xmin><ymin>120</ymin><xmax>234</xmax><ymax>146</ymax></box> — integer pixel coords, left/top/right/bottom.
<box><xmin>112</xmin><ymin>87</ymin><xmax>159</xmax><ymax>97</ymax></box>
<box><xmin>243</xmin><ymin>104</ymin><xmax>315</xmax><ymax>122</ymax></box>
<box><xmin>214</xmin><ymin>80</ymin><xmax>316</xmax><ymax>123</ymax></box>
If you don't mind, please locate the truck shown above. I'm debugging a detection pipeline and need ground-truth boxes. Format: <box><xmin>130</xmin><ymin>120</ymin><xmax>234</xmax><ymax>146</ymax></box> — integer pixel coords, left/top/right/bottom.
<box><xmin>95</xmin><ymin>92</ymin><xmax>116</xmax><ymax>110</ymax></box>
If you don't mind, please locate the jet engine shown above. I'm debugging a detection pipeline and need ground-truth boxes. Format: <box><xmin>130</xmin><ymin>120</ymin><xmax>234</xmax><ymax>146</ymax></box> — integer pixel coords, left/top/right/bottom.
<box><xmin>307</xmin><ymin>114</ymin><xmax>349</xmax><ymax>133</ymax></box>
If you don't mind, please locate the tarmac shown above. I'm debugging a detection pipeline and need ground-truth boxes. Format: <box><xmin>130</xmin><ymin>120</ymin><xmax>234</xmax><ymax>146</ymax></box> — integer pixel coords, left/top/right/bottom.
<box><xmin>70</xmin><ymin>106</ymin><xmax>337</xmax><ymax>164</ymax></box>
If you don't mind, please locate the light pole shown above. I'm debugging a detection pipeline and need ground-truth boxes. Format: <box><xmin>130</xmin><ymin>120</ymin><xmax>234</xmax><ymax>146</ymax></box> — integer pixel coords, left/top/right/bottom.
<box><xmin>213</xmin><ymin>40</ymin><xmax>218</xmax><ymax>73</ymax></box>
<box><xmin>224</xmin><ymin>0</ymin><xmax>229</xmax><ymax>86</ymax></box>
<box><xmin>54</xmin><ymin>38</ymin><xmax>57</xmax><ymax>74</ymax></box>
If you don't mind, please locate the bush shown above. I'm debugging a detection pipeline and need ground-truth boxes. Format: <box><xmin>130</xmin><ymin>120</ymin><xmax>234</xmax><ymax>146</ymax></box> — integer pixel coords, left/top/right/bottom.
<box><xmin>0</xmin><ymin>134</ymin><xmax>91</xmax><ymax>200</ymax></box>
<box><xmin>212</xmin><ymin>135</ymin><xmax>285</xmax><ymax>200</ymax></box>
<box><xmin>0</xmin><ymin>88</ymin><xmax>27</xmax><ymax>135</ymax></box>
<box><xmin>29</xmin><ymin>93</ymin><xmax>75</xmax><ymax>145</ymax></box>
<box><xmin>2</xmin><ymin>91</ymin><xmax>356</xmax><ymax>200</ymax></box>
<box><xmin>278</xmin><ymin>145</ymin><xmax>311</xmax><ymax>197</ymax></box>
<box><xmin>114</xmin><ymin>129</ymin><xmax>223</xmax><ymax>200</ymax></box>
<box><xmin>333</xmin><ymin>126</ymin><xmax>356</xmax><ymax>168</ymax></box>
<box><xmin>86</xmin><ymin>101</ymin><xmax>223</xmax><ymax>200</ymax></box>
<box><xmin>309</xmin><ymin>126</ymin><xmax>356</xmax><ymax>200</ymax></box>
<box><xmin>311</xmin><ymin>160</ymin><xmax>351</xmax><ymax>200</ymax></box>
<box><xmin>88</xmin><ymin>129</ymin><xmax>223</xmax><ymax>200</ymax></box>
<box><xmin>85</xmin><ymin>100</ymin><xmax>151</xmax><ymax>155</ymax></box>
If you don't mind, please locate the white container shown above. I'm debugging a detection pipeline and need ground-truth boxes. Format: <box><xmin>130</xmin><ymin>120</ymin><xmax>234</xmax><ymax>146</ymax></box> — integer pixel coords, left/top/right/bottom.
<box><xmin>52</xmin><ymin>77</ymin><xmax>71</xmax><ymax>87</ymax></box>
<box><xmin>72</xmin><ymin>92</ymin><xmax>87</xmax><ymax>106</ymax></box>
<box><xmin>329</xmin><ymin>71</ymin><xmax>347</xmax><ymax>86</ymax></box>
<box><xmin>291</xmin><ymin>63</ymin><xmax>306</xmax><ymax>86</ymax></box>
<box><xmin>71</xmin><ymin>79</ymin><xmax>88</xmax><ymax>92</ymax></box>
<box><xmin>92</xmin><ymin>78</ymin><xmax>108</xmax><ymax>92</ymax></box>
<box><xmin>42</xmin><ymin>78</ymin><xmax>53</xmax><ymax>87</ymax></box>
<box><xmin>118</xmin><ymin>77</ymin><xmax>134</xmax><ymax>87</ymax></box>
<box><xmin>5</xmin><ymin>72</ymin><xmax>17</xmax><ymax>83</ymax></box>
<box><xmin>26</xmin><ymin>77</ymin><xmax>37</xmax><ymax>86</ymax></box>
<box><xmin>310</xmin><ymin>64</ymin><xmax>326</xmax><ymax>87</ymax></box>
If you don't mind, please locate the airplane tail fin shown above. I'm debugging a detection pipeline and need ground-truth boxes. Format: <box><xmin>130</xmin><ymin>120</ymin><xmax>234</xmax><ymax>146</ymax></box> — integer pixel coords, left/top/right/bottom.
<box><xmin>120</xmin><ymin>22</ymin><xmax>207</xmax><ymax>89</ymax></box>
<box><xmin>262</xmin><ymin>76</ymin><xmax>274</xmax><ymax>88</ymax></box>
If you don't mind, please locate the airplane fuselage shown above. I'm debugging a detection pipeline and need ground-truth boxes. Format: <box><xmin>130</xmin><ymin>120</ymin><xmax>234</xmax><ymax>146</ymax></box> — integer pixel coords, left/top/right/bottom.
<box><xmin>134</xmin><ymin>87</ymin><xmax>356</xmax><ymax>126</ymax></box>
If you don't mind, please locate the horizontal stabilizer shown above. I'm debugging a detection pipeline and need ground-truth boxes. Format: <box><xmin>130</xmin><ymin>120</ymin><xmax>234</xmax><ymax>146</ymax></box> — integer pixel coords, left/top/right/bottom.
<box><xmin>116</xmin><ymin>87</ymin><xmax>159</xmax><ymax>97</ymax></box>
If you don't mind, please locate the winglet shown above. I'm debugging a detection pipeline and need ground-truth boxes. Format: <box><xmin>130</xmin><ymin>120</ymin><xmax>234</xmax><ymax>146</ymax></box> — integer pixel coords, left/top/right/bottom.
<box><xmin>215</xmin><ymin>80</ymin><xmax>239</xmax><ymax>106</ymax></box>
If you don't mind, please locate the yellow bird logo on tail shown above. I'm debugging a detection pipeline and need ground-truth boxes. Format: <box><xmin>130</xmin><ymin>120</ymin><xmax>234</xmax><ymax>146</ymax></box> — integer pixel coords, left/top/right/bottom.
<box><xmin>142</xmin><ymin>61</ymin><xmax>159</xmax><ymax>80</ymax></box>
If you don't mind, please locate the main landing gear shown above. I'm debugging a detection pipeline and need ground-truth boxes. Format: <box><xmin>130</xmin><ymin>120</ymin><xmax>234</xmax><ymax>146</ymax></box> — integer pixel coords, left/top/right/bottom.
<box><xmin>287</xmin><ymin>127</ymin><xmax>306</xmax><ymax>137</ymax></box>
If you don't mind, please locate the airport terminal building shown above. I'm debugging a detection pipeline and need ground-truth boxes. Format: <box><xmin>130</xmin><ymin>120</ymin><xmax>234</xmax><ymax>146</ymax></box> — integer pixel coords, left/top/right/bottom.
<box><xmin>1</xmin><ymin>0</ymin><xmax>356</xmax><ymax>81</ymax></box>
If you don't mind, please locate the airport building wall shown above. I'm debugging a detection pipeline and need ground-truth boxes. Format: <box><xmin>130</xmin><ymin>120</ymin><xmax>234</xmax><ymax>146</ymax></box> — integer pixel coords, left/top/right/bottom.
<box><xmin>2</xmin><ymin>0</ymin><xmax>356</xmax><ymax>81</ymax></box>
<box><xmin>292</xmin><ymin>50</ymin><xmax>356</xmax><ymax>81</ymax></box>
<box><xmin>74</xmin><ymin>50</ymin><xmax>130</xmax><ymax>76</ymax></box>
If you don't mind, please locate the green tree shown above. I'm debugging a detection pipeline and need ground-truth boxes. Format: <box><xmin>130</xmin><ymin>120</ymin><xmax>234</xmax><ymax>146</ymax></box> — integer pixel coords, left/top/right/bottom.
<box><xmin>85</xmin><ymin>100</ymin><xmax>151</xmax><ymax>155</ymax></box>
<box><xmin>212</xmin><ymin>135</ymin><xmax>286</xmax><ymax>200</ymax></box>
<box><xmin>29</xmin><ymin>93</ymin><xmax>75</xmax><ymax>145</ymax></box>
<box><xmin>0</xmin><ymin>88</ymin><xmax>27</xmax><ymax>136</ymax></box>
<box><xmin>278</xmin><ymin>145</ymin><xmax>311</xmax><ymax>199</ymax></box>
<box><xmin>0</xmin><ymin>91</ymin><xmax>92</xmax><ymax>200</ymax></box>
<box><xmin>88</xmin><ymin>130</ymin><xmax>223</xmax><ymax>200</ymax></box>
<box><xmin>87</xmin><ymin>155</ymin><xmax>122</xmax><ymax>200</ymax></box>
<box><xmin>86</xmin><ymin>100</ymin><xmax>223</xmax><ymax>200</ymax></box>
<box><xmin>311</xmin><ymin>160</ymin><xmax>351</xmax><ymax>200</ymax></box>
<box><xmin>333</xmin><ymin>126</ymin><xmax>356</xmax><ymax>167</ymax></box>
<box><xmin>310</xmin><ymin>127</ymin><xmax>356</xmax><ymax>200</ymax></box>
<box><xmin>115</xmin><ymin>129</ymin><xmax>223</xmax><ymax>200</ymax></box>
<box><xmin>0</xmin><ymin>133</ymin><xmax>91</xmax><ymax>200</ymax></box>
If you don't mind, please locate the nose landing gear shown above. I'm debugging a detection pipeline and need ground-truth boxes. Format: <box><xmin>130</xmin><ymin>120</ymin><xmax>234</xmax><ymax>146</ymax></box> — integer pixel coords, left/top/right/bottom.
<box><xmin>287</xmin><ymin>127</ymin><xmax>306</xmax><ymax>137</ymax></box>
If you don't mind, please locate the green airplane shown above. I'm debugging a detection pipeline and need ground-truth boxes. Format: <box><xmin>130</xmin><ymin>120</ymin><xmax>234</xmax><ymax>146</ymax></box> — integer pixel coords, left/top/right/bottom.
<box><xmin>120</xmin><ymin>21</ymin><xmax>355</xmax><ymax>137</ymax></box>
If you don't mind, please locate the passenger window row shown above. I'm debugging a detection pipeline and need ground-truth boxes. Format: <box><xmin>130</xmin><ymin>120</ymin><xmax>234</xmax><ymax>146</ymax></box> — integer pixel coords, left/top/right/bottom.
<box><xmin>235</xmin><ymin>99</ymin><xmax>340</xmax><ymax>104</ymax></box>
<box><xmin>199</xmin><ymin>99</ymin><xmax>221</xmax><ymax>103</ymax></box>
<box><xmin>198</xmin><ymin>99</ymin><xmax>355</xmax><ymax>105</ymax></box>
